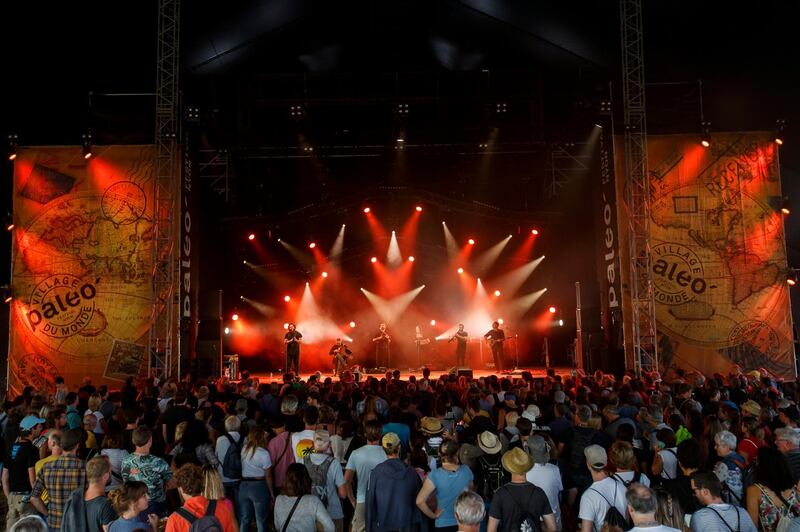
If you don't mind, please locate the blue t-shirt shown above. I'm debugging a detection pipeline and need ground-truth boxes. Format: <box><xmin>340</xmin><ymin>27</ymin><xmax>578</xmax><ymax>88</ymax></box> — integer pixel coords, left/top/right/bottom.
<box><xmin>428</xmin><ymin>465</ymin><xmax>473</xmax><ymax>528</ymax></box>
<box><xmin>108</xmin><ymin>517</ymin><xmax>146</xmax><ymax>532</ymax></box>
<box><xmin>345</xmin><ymin>444</ymin><xmax>387</xmax><ymax>503</ymax></box>
<box><xmin>382</xmin><ymin>422</ymin><xmax>411</xmax><ymax>447</ymax></box>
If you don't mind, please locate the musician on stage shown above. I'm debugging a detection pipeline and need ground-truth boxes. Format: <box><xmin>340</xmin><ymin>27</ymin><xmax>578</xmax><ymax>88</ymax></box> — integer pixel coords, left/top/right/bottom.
<box><xmin>372</xmin><ymin>322</ymin><xmax>391</xmax><ymax>367</ymax></box>
<box><xmin>329</xmin><ymin>338</ymin><xmax>352</xmax><ymax>376</ymax></box>
<box><xmin>449</xmin><ymin>323</ymin><xmax>469</xmax><ymax>367</ymax></box>
<box><xmin>484</xmin><ymin>321</ymin><xmax>505</xmax><ymax>371</ymax></box>
<box><xmin>284</xmin><ymin>323</ymin><xmax>302</xmax><ymax>374</ymax></box>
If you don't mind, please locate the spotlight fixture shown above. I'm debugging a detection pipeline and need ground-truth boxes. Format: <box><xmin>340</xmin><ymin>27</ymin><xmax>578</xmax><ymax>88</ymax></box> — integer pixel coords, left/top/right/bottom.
<box><xmin>497</xmin><ymin>318</ymin><xmax>504</xmax><ymax>325</ymax></box>
<box><xmin>781</xmin><ymin>197</ymin><xmax>791</xmax><ymax>215</ymax></box>
<box><xmin>775</xmin><ymin>119</ymin><xmax>787</xmax><ymax>145</ymax></box>
<box><xmin>1</xmin><ymin>285</ymin><xmax>12</xmax><ymax>304</ymax></box>
<box><xmin>224</xmin><ymin>327</ymin><xmax>230</xmax><ymax>335</ymax></box>
<box><xmin>5</xmin><ymin>213</ymin><xmax>14</xmax><ymax>231</ymax></box>
<box><xmin>283</xmin><ymin>323</ymin><xmax>289</xmax><ymax>329</ymax></box>
<box><xmin>371</xmin><ymin>257</ymin><xmax>378</xmax><ymax>263</ymax></box>
<box><xmin>468</xmin><ymin>238</ymin><xmax>475</xmax><ymax>245</ymax></box>
<box><xmin>495</xmin><ymin>102</ymin><xmax>507</xmax><ymax>114</ymax></box>
<box><xmin>309</xmin><ymin>242</ymin><xmax>316</xmax><ymax>249</ymax></box>
<box><xmin>494</xmin><ymin>290</ymin><xmax>501</xmax><ymax>297</ymax></box>
<box><xmin>548</xmin><ymin>306</ymin><xmax>557</xmax><ymax>314</ymax></box>
<box><xmin>321</xmin><ymin>271</ymin><xmax>328</xmax><ymax>278</ymax></box>
<box><xmin>558</xmin><ymin>319</ymin><xmax>564</xmax><ymax>326</ymax></box>
<box><xmin>363</xmin><ymin>207</ymin><xmax>371</xmax><ymax>214</ymax></box>
<box><xmin>599</xmin><ymin>100</ymin><xmax>612</xmax><ymax>113</ymax></box>
<box><xmin>349</xmin><ymin>321</ymin><xmax>356</xmax><ymax>328</ymax></box>
<box><xmin>788</xmin><ymin>270</ymin><xmax>799</xmax><ymax>286</ymax></box>
<box><xmin>396</xmin><ymin>103</ymin><xmax>409</xmax><ymax>115</ymax></box>
<box><xmin>248</xmin><ymin>233</ymin><xmax>255</xmax><ymax>241</ymax></box>
<box><xmin>82</xmin><ymin>130</ymin><xmax>93</xmax><ymax>159</ymax></box>
<box><xmin>700</xmin><ymin>121</ymin><xmax>711</xmax><ymax>148</ymax></box>
<box><xmin>289</xmin><ymin>105</ymin><xmax>304</xmax><ymax>119</ymax></box>
<box><xmin>531</xmin><ymin>229</ymin><xmax>539</xmax><ymax>235</ymax></box>
<box><xmin>457</xmin><ymin>267</ymin><xmax>464</xmax><ymax>274</ymax></box>
<box><xmin>231</xmin><ymin>313</ymin><xmax>239</xmax><ymax>321</ymax></box>
<box><xmin>7</xmin><ymin>134</ymin><xmax>18</xmax><ymax>161</ymax></box>
<box><xmin>408</xmin><ymin>256</ymin><xmax>415</xmax><ymax>262</ymax></box>
<box><xmin>415</xmin><ymin>205</ymin><xmax>422</xmax><ymax>212</ymax></box>
<box><xmin>283</xmin><ymin>295</ymin><xmax>291</xmax><ymax>302</ymax></box>
<box><xmin>242</xmin><ymin>260</ymin><xmax>247</xmax><ymax>265</ymax></box>
<box><xmin>430</xmin><ymin>319</ymin><xmax>436</xmax><ymax>326</ymax></box>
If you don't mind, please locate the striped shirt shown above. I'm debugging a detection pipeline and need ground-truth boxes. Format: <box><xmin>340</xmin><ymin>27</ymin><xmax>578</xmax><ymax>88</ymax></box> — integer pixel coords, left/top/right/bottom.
<box><xmin>32</xmin><ymin>454</ymin><xmax>86</xmax><ymax>530</ymax></box>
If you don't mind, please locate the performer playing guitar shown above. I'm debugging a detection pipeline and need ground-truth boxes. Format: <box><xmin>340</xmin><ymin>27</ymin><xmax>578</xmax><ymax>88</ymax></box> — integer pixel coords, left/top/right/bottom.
<box><xmin>372</xmin><ymin>322</ymin><xmax>391</xmax><ymax>368</ymax></box>
<box><xmin>483</xmin><ymin>321</ymin><xmax>505</xmax><ymax>371</ymax></box>
<box><xmin>329</xmin><ymin>338</ymin><xmax>352</xmax><ymax>376</ymax></box>
<box><xmin>284</xmin><ymin>323</ymin><xmax>302</xmax><ymax>374</ymax></box>
<box><xmin>449</xmin><ymin>323</ymin><xmax>469</xmax><ymax>367</ymax></box>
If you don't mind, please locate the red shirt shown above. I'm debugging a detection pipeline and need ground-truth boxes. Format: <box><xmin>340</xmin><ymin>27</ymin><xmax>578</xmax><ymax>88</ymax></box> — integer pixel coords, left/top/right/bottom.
<box><xmin>165</xmin><ymin>496</ymin><xmax>237</xmax><ymax>532</ymax></box>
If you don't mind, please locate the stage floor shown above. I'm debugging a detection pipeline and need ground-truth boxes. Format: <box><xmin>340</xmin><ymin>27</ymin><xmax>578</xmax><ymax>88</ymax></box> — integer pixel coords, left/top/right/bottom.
<box><xmin>247</xmin><ymin>366</ymin><xmax>575</xmax><ymax>383</ymax></box>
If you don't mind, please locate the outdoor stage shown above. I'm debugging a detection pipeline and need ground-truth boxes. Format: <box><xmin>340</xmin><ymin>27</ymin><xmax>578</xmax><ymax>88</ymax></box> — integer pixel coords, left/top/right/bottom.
<box><xmin>247</xmin><ymin>366</ymin><xmax>576</xmax><ymax>383</ymax></box>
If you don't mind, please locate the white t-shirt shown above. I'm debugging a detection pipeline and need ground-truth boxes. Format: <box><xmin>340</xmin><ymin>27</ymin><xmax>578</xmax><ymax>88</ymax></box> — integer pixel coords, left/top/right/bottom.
<box><xmin>345</xmin><ymin>444</ymin><xmax>387</xmax><ymax>503</ymax></box>
<box><xmin>215</xmin><ymin>432</ymin><xmax>242</xmax><ymax>483</ymax></box>
<box><xmin>330</xmin><ymin>435</ymin><xmax>352</xmax><ymax>465</ymax></box>
<box><xmin>579</xmin><ymin>477</ymin><xmax>628</xmax><ymax>532</ymax></box>
<box><xmin>291</xmin><ymin>429</ymin><xmax>316</xmax><ymax>462</ymax></box>
<box><xmin>658</xmin><ymin>448</ymin><xmax>679</xmax><ymax>480</ymax></box>
<box><xmin>526</xmin><ymin>463</ymin><xmax>563</xmax><ymax>530</ymax></box>
<box><xmin>613</xmin><ymin>470</ymin><xmax>651</xmax><ymax>487</ymax></box>
<box><xmin>241</xmin><ymin>446</ymin><xmax>272</xmax><ymax>478</ymax></box>
<box><xmin>307</xmin><ymin>452</ymin><xmax>346</xmax><ymax>519</ymax></box>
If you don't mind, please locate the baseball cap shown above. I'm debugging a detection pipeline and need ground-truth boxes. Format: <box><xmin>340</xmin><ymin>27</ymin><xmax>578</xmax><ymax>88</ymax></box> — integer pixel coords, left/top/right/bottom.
<box><xmin>584</xmin><ymin>444</ymin><xmax>607</xmax><ymax>470</ymax></box>
<box><xmin>19</xmin><ymin>415</ymin><xmax>45</xmax><ymax>431</ymax></box>
<box><xmin>382</xmin><ymin>432</ymin><xmax>401</xmax><ymax>454</ymax></box>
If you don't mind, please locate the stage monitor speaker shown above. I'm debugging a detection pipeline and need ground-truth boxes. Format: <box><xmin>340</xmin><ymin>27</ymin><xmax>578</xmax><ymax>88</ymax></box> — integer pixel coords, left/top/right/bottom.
<box><xmin>457</xmin><ymin>368</ymin><xmax>473</xmax><ymax>379</ymax></box>
<box><xmin>365</xmin><ymin>367</ymin><xmax>387</xmax><ymax>374</ymax></box>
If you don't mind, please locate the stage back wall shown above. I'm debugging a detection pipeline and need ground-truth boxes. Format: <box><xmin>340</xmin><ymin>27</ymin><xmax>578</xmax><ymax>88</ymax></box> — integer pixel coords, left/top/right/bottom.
<box><xmin>615</xmin><ymin>133</ymin><xmax>796</xmax><ymax>378</ymax></box>
<box><xmin>9</xmin><ymin>146</ymin><xmax>155</xmax><ymax>395</ymax></box>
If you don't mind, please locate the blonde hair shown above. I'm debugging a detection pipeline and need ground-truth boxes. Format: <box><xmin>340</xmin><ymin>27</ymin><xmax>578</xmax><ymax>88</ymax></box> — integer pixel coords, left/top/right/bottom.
<box><xmin>609</xmin><ymin>441</ymin><xmax>635</xmax><ymax>470</ymax></box>
<box><xmin>202</xmin><ymin>464</ymin><xmax>225</xmax><ymax>500</ymax></box>
<box><xmin>87</xmin><ymin>394</ymin><xmax>102</xmax><ymax>412</ymax></box>
<box><xmin>174</xmin><ymin>421</ymin><xmax>188</xmax><ymax>442</ymax></box>
<box><xmin>243</xmin><ymin>426</ymin><xmax>268</xmax><ymax>459</ymax></box>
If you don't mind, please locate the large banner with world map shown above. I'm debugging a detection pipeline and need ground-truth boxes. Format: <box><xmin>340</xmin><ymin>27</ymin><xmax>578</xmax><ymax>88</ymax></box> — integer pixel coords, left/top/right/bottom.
<box><xmin>9</xmin><ymin>146</ymin><xmax>154</xmax><ymax>395</ymax></box>
<box><xmin>615</xmin><ymin>132</ymin><xmax>796</xmax><ymax>378</ymax></box>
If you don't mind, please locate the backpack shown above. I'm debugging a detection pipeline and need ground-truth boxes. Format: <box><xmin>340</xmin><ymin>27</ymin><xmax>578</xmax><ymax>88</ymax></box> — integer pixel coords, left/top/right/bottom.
<box><xmin>477</xmin><ymin>455</ymin><xmax>507</xmax><ymax>502</ymax></box>
<box><xmin>222</xmin><ymin>434</ymin><xmax>242</xmax><ymax>479</ymax></box>
<box><xmin>717</xmin><ymin>456</ymin><xmax>744</xmax><ymax>505</ymax></box>
<box><xmin>590</xmin><ymin>481</ymin><xmax>631</xmax><ymax>531</ymax></box>
<box><xmin>304</xmin><ymin>455</ymin><xmax>333</xmax><ymax>506</ymax></box>
<box><xmin>175</xmin><ymin>500</ymin><xmax>223</xmax><ymax>532</ymax></box>
<box><xmin>613</xmin><ymin>471</ymin><xmax>641</xmax><ymax>488</ymax></box>
<box><xmin>502</xmin><ymin>485</ymin><xmax>540</xmax><ymax>532</ymax></box>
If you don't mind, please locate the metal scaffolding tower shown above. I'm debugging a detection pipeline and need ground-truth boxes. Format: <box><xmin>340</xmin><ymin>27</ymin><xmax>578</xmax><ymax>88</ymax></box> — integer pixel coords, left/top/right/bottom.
<box><xmin>148</xmin><ymin>0</ymin><xmax>181</xmax><ymax>379</ymax></box>
<box><xmin>620</xmin><ymin>0</ymin><xmax>658</xmax><ymax>374</ymax></box>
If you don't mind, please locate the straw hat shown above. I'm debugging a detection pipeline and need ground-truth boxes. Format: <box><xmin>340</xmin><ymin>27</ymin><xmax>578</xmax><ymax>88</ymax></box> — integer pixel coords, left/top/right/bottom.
<box><xmin>421</xmin><ymin>417</ymin><xmax>444</xmax><ymax>435</ymax></box>
<box><xmin>741</xmin><ymin>399</ymin><xmax>762</xmax><ymax>418</ymax></box>
<box><xmin>477</xmin><ymin>431</ymin><xmax>502</xmax><ymax>455</ymax></box>
<box><xmin>501</xmin><ymin>447</ymin><xmax>533</xmax><ymax>475</ymax></box>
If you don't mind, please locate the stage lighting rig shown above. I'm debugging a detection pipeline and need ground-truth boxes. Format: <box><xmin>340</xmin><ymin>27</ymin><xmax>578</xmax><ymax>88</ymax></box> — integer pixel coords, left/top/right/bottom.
<box><xmin>5</xmin><ymin>213</ymin><xmax>14</xmax><ymax>231</ymax></box>
<box><xmin>1</xmin><ymin>285</ymin><xmax>12</xmax><ymax>304</ymax></box>
<box><xmin>700</xmin><ymin>121</ymin><xmax>711</xmax><ymax>148</ymax></box>
<box><xmin>781</xmin><ymin>197</ymin><xmax>791</xmax><ymax>215</ymax></box>
<box><xmin>788</xmin><ymin>269</ymin><xmax>799</xmax><ymax>286</ymax></box>
<box><xmin>82</xmin><ymin>130</ymin><xmax>93</xmax><ymax>159</ymax></box>
<box><xmin>775</xmin><ymin>119</ymin><xmax>787</xmax><ymax>145</ymax></box>
<box><xmin>7</xmin><ymin>134</ymin><xmax>18</xmax><ymax>161</ymax></box>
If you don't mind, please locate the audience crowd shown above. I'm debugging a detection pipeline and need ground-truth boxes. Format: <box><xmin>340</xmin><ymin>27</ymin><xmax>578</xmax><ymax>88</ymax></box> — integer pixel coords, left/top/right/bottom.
<box><xmin>0</xmin><ymin>364</ymin><xmax>799</xmax><ymax>532</ymax></box>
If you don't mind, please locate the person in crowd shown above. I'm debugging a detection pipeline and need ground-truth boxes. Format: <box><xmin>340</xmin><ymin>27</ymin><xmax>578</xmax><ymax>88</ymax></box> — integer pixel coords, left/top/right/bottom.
<box><xmin>653</xmin><ymin>487</ymin><xmax>687</xmax><ymax>532</ymax></box>
<box><xmin>291</xmin><ymin>405</ymin><xmax>319</xmax><ymax>462</ymax></box>
<box><xmin>745</xmin><ymin>446</ymin><xmax>800</xmax><ymax>531</ymax></box>
<box><xmin>487</xmin><ymin>447</ymin><xmax>555</xmax><ymax>532</ymax></box>
<box><xmin>3</xmin><ymin>415</ymin><xmax>45</xmax><ymax>525</ymax></box>
<box><xmin>775</xmin><ymin>427</ymin><xmax>800</xmax><ymax>483</ymax></box>
<box><xmin>609</xmin><ymin>441</ymin><xmax>650</xmax><ymax>487</ymax></box>
<box><xmin>578</xmin><ymin>444</ymin><xmax>624</xmax><ymax>532</ymax></box>
<box><xmin>345</xmin><ymin>420</ymin><xmax>387</xmax><ymax>532</ymax></box>
<box><xmin>651</xmin><ymin>429</ymin><xmax>679</xmax><ymax>482</ymax></box>
<box><xmin>689</xmin><ymin>471</ymin><xmax>756</xmax><ymax>532</ymax></box>
<box><xmin>712</xmin><ymin>430</ymin><xmax>744</xmax><ymax>505</ymax></box>
<box><xmin>662</xmin><ymin>437</ymin><xmax>702</xmax><ymax>517</ymax></box>
<box><xmin>626</xmin><ymin>483</ymin><xmax>680</xmax><ymax>532</ymax></box>
<box><xmin>215</xmin><ymin>415</ymin><xmax>243</xmax><ymax>508</ymax></box>
<box><xmin>202</xmin><ymin>464</ymin><xmax>236</xmax><ymax>516</ymax></box>
<box><xmin>454</xmin><ymin>490</ymin><xmax>486</xmax><ymax>532</ymax></box>
<box><xmin>274</xmin><ymin>463</ymin><xmax>334</xmax><ymax>532</ymax></box>
<box><xmin>65</xmin><ymin>393</ymin><xmax>82</xmax><ymax>430</ymax></box>
<box><xmin>603</xmin><ymin>404</ymin><xmax>636</xmax><ymax>441</ymax></box>
<box><xmin>164</xmin><ymin>463</ymin><xmax>237</xmax><ymax>532</ymax></box>
<box><xmin>238</xmin><ymin>425</ymin><xmax>274</xmax><ymax>532</ymax></box>
<box><xmin>737</xmin><ymin>417</ymin><xmax>766</xmax><ymax>467</ymax></box>
<box><xmin>33</xmin><ymin>430</ymin><xmax>62</xmax><ymax>508</ymax></box>
<box><xmin>120</xmin><ymin>425</ymin><xmax>173</xmax><ymax>518</ymax></box>
<box><xmin>367</xmin><ymin>432</ymin><xmax>424</xmax><ymax>532</ymax></box>
<box><xmin>416</xmin><ymin>440</ymin><xmax>474</xmax><ymax>530</ymax></box>
<box><xmin>107</xmin><ymin>481</ymin><xmax>157</xmax><ymax>532</ymax></box>
<box><xmin>306</xmin><ymin>430</ymin><xmax>347</xmax><ymax>532</ymax></box>
<box><xmin>172</xmin><ymin>419</ymin><xmax>219</xmax><ymax>468</ymax></box>
<box><xmin>162</xmin><ymin>391</ymin><xmax>193</xmax><ymax>447</ymax></box>
<box><xmin>8</xmin><ymin>515</ymin><xmax>48</xmax><ymax>532</ymax></box>
<box><xmin>525</xmin><ymin>435</ymin><xmax>563</xmax><ymax>531</ymax></box>
<box><xmin>29</xmin><ymin>428</ymin><xmax>85</xmax><ymax>531</ymax></box>
<box><xmin>98</xmin><ymin>434</ymin><xmax>127</xmax><ymax>492</ymax></box>
<box><xmin>60</xmin><ymin>456</ymin><xmax>116</xmax><ymax>532</ymax></box>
